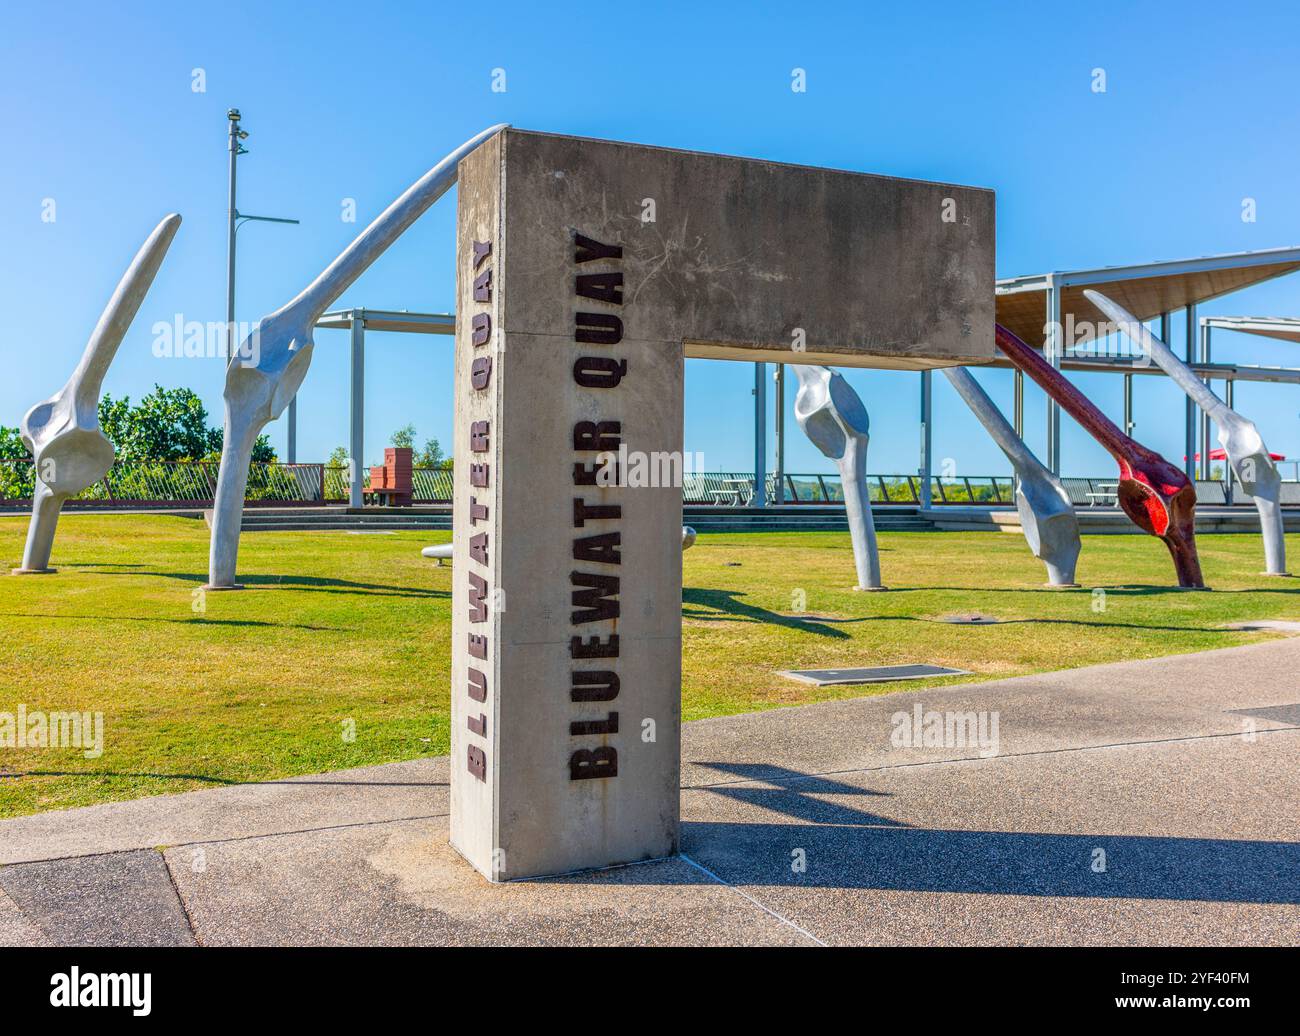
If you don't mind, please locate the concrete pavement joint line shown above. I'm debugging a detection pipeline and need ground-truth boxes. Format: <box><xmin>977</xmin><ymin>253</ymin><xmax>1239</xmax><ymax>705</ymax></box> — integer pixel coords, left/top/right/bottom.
<box><xmin>2</xmin><ymin>812</ymin><xmax>451</xmax><ymax>868</ymax></box>
<box><xmin>685</xmin><ymin>725</ymin><xmax>1300</xmax><ymax>791</ymax></box>
<box><xmin>158</xmin><ymin>849</ymin><xmax>202</xmax><ymax>946</ymax></box>
<box><xmin>678</xmin><ymin>852</ymin><xmax>827</xmax><ymax>947</ymax></box>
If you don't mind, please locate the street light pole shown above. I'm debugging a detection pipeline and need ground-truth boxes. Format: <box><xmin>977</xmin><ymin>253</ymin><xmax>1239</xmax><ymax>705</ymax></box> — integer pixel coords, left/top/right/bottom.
<box><xmin>226</xmin><ymin>109</ymin><xmax>243</xmax><ymax>365</ymax></box>
<box><xmin>224</xmin><ymin>109</ymin><xmax>300</xmax><ymax>455</ymax></box>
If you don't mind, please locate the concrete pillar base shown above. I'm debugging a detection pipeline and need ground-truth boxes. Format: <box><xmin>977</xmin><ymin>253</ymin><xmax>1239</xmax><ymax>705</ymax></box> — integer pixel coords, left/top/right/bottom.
<box><xmin>10</xmin><ymin>567</ymin><xmax>57</xmax><ymax>575</ymax></box>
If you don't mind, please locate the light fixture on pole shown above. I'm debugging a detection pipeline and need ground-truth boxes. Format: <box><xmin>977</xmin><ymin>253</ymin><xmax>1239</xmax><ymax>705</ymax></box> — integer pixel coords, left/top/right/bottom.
<box><xmin>225</xmin><ymin>108</ymin><xmax>301</xmax><ymax>456</ymax></box>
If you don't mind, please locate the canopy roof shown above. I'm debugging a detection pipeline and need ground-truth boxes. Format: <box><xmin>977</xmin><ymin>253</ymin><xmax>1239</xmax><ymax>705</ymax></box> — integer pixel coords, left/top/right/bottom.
<box><xmin>1203</xmin><ymin>315</ymin><xmax>1300</xmax><ymax>345</ymax></box>
<box><xmin>996</xmin><ymin>246</ymin><xmax>1300</xmax><ymax>348</ymax></box>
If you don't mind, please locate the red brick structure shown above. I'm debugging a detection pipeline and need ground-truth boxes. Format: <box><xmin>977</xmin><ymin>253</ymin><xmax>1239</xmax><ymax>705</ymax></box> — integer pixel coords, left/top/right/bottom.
<box><xmin>364</xmin><ymin>447</ymin><xmax>413</xmax><ymax>506</ymax></box>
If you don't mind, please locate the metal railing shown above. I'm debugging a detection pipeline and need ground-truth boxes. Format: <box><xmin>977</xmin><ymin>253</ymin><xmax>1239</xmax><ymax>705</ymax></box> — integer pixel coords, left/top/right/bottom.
<box><xmin>322</xmin><ymin>466</ymin><xmax>455</xmax><ymax>502</ymax></box>
<box><xmin>0</xmin><ymin>459</ymin><xmax>326</xmax><ymax>507</ymax></box>
<box><xmin>4</xmin><ymin>459</ymin><xmax>1287</xmax><ymax>509</ymax></box>
<box><xmin>685</xmin><ymin>472</ymin><xmax>1014</xmax><ymax>506</ymax></box>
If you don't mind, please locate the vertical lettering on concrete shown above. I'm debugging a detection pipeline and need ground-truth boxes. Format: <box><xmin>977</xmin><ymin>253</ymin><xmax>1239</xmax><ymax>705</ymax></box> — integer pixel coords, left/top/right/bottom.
<box><xmin>464</xmin><ymin>237</ymin><xmax>494</xmax><ymax>781</ymax></box>
<box><xmin>450</xmin><ymin>130</ymin><xmax>504</xmax><ymax>878</ymax></box>
<box><xmin>569</xmin><ymin>232</ymin><xmax>625</xmax><ymax>781</ymax></box>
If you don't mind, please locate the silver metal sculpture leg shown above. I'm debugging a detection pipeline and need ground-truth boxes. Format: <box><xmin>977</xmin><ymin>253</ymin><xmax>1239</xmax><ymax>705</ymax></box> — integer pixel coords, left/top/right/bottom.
<box><xmin>792</xmin><ymin>365</ymin><xmax>883</xmax><ymax>589</ymax></box>
<box><xmin>1086</xmin><ymin>290</ymin><xmax>1289</xmax><ymax>576</ymax></box>
<box><xmin>206</xmin><ymin>124</ymin><xmax>508</xmax><ymax>588</ymax></box>
<box><xmin>15</xmin><ymin>214</ymin><xmax>181</xmax><ymax>574</ymax></box>
<box><xmin>943</xmin><ymin>366</ymin><xmax>1081</xmax><ymax>586</ymax></box>
<box><xmin>18</xmin><ymin>482</ymin><xmax>64</xmax><ymax>574</ymax></box>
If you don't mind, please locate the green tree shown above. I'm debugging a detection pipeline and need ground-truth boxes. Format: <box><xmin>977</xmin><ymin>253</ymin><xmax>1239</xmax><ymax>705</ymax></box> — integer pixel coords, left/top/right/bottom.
<box><xmin>415</xmin><ymin>437</ymin><xmax>445</xmax><ymax>468</ymax></box>
<box><xmin>98</xmin><ymin>385</ymin><xmax>216</xmax><ymax>462</ymax></box>
<box><xmin>390</xmin><ymin>423</ymin><xmax>417</xmax><ymax>449</ymax></box>
<box><xmin>97</xmin><ymin>384</ymin><xmax>275</xmax><ymax>464</ymax></box>
<box><xmin>0</xmin><ymin>425</ymin><xmax>35</xmax><ymax>498</ymax></box>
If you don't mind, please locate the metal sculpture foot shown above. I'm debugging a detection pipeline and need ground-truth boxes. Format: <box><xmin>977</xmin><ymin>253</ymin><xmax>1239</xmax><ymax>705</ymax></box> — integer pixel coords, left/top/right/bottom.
<box><xmin>207</xmin><ymin>125</ymin><xmax>508</xmax><ymax>589</ymax></box>
<box><xmin>943</xmin><ymin>366</ymin><xmax>1081</xmax><ymax>586</ymax></box>
<box><xmin>18</xmin><ymin>214</ymin><xmax>181</xmax><ymax>573</ymax></box>
<box><xmin>995</xmin><ymin>323</ymin><xmax>1205</xmax><ymax>588</ymax></box>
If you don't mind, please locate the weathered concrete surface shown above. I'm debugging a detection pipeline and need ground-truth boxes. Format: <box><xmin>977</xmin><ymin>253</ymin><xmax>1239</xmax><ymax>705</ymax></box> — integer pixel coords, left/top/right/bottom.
<box><xmin>0</xmin><ymin>757</ymin><xmax>448</xmax><ymax>868</ymax></box>
<box><xmin>1</xmin><ymin>637</ymin><xmax>1296</xmax><ymax>945</ymax></box>
<box><xmin>497</xmin><ymin>129</ymin><xmax>994</xmax><ymax>369</ymax></box>
<box><xmin>452</xmin><ymin>132</ymin><xmax>684</xmax><ymax>880</ymax></box>
<box><xmin>0</xmin><ymin>850</ymin><xmax>195</xmax><ymax>947</ymax></box>
<box><xmin>162</xmin><ymin>819</ymin><xmax>808</xmax><ymax>947</ymax></box>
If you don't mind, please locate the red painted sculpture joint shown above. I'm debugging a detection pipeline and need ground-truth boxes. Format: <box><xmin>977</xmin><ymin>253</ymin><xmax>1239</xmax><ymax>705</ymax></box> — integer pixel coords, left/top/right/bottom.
<box><xmin>994</xmin><ymin>324</ymin><xmax>1205</xmax><ymax>589</ymax></box>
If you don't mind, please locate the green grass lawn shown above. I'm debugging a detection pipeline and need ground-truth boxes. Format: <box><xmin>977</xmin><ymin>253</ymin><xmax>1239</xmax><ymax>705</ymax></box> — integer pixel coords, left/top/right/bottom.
<box><xmin>2</xmin><ymin>512</ymin><xmax>1298</xmax><ymax>818</ymax></box>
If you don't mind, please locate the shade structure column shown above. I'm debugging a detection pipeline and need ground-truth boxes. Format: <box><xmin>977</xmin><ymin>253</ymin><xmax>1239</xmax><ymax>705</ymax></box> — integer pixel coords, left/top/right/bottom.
<box><xmin>753</xmin><ymin>361</ymin><xmax>767</xmax><ymax>506</ymax></box>
<box><xmin>1184</xmin><ymin>303</ymin><xmax>1197</xmax><ymax>479</ymax></box>
<box><xmin>348</xmin><ymin>309</ymin><xmax>365</xmax><ymax>508</ymax></box>
<box><xmin>1044</xmin><ymin>277</ymin><xmax>1062</xmax><ymax>474</ymax></box>
<box><xmin>1200</xmin><ymin>321</ymin><xmax>1213</xmax><ymax>480</ymax></box>
<box><xmin>773</xmin><ymin>364</ymin><xmax>785</xmax><ymax>503</ymax></box>
<box><xmin>919</xmin><ymin>369</ymin><xmax>933</xmax><ymax>507</ymax></box>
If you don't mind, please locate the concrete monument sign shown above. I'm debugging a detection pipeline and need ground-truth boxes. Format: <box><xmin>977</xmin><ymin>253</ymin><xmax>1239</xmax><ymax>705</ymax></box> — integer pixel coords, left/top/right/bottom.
<box><xmin>16</xmin><ymin>214</ymin><xmax>181</xmax><ymax>574</ymax></box>
<box><xmin>1086</xmin><ymin>289</ymin><xmax>1288</xmax><ymax>576</ymax></box>
<box><xmin>942</xmin><ymin>366</ymin><xmax>1081</xmax><ymax>586</ymax></box>
<box><xmin>791</xmin><ymin>365</ymin><xmax>883</xmax><ymax>590</ymax></box>
<box><xmin>451</xmin><ymin>129</ymin><xmax>994</xmax><ymax>880</ymax></box>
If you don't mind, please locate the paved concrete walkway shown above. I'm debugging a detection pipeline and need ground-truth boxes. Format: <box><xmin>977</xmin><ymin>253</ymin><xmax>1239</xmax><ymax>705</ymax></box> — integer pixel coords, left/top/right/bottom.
<box><xmin>2</xmin><ymin>639</ymin><xmax>1298</xmax><ymax>946</ymax></box>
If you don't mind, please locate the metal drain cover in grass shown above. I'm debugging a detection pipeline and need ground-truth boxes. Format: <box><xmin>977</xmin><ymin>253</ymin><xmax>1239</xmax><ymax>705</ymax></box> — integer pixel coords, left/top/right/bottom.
<box><xmin>940</xmin><ymin>613</ymin><xmax>1000</xmax><ymax>625</ymax></box>
<box><xmin>779</xmin><ymin>663</ymin><xmax>970</xmax><ymax>686</ymax></box>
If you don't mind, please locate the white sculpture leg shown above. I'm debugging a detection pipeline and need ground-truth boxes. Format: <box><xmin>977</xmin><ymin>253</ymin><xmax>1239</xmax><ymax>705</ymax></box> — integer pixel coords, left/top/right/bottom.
<box><xmin>943</xmin><ymin>366</ymin><xmax>1081</xmax><ymax>586</ymax></box>
<box><xmin>1086</xmin><ymin>290</ymin><xmax>1289</xmax><ymax>575</ymax></box>
<box><xmin>18</xmin><ymin>482</ymin><xmax>64</xmax><ymax>574</ymax></box>
<box><xmin>207</xmin><ymin>125</ymin><xmax>508</xmax><ymax>588</ymax></box>
<box><xmin>15</xmin><ymin>214</ymin><xmax>181</xmax><ymax>574</ymax></box>
<box><xmin>792</xmin><ymin>366</ymin><xmax>883</xmax><ymax>589</ymax></box>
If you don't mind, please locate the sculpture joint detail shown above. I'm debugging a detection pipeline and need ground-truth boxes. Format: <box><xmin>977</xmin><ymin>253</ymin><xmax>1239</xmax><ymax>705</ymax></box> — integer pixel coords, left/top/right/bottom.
<box><xmin>791</xmin><ymin>365</ymin><xmax>884</xmax><ymax>590</ymax></box>
<box><xmin>943</xmin><ymin>366</ymin><xmax>1081</xmax><ymax>586</ymax></box>
<box><xmin>206</xmin><ymin>125</ymin><xmax>509</xmax><ymax>588</ymax></box>
<box><xmin>994</xmin><ymin>322</ymin><xmax>1205</xmax><ymax>589</ymax></box>
<box><xmin>16</xmin><ymin>214</ymin><xmax>181</xmax><ymax>575</ymax></box>
<box><xmin>1085</xmin><ymin>289</ymin><xmax>1287</xmax><ymax>577</ymax></box>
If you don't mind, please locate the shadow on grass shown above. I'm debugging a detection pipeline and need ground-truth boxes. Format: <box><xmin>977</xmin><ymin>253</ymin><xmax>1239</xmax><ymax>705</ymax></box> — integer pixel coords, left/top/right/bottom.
<box><xmin>884</xmin><ymin>584</ymin><xmax>1300</xmax><ymax>596</ymax></box>
<box><xmin>57</xmin><ymin>562</ymin><xmax>147</xmax><ymax>569</ymax></box>
<box><xmin>7</xmin><ymin>770</ymin><xmax>447</xmax><ymax>788</ymax></box>
<box><xmin>764</xmin><ymin>613</ymin><xmax>1243</xmax><ymax>636</ymax></box>
<box><xmin>88</xmin><ymin>570</ymin><xmax>446</xmax><ymax>599</ymax></box>
<box><xmin>683</xmin><ymin>588</ymin><xmax>848</xmax><ymax>639</ymax></box>
<box><xmin>0</xmin><ymin>612</ymin><xmax>345</xmax><ymax>632</ymax></box>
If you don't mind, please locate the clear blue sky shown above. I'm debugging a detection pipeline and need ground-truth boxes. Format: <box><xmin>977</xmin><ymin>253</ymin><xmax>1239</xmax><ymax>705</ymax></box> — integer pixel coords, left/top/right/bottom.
<box><xmin>3</xmin><ymin>0</ymin><xmax>1299</xmax><ymax>478</ymax></box>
